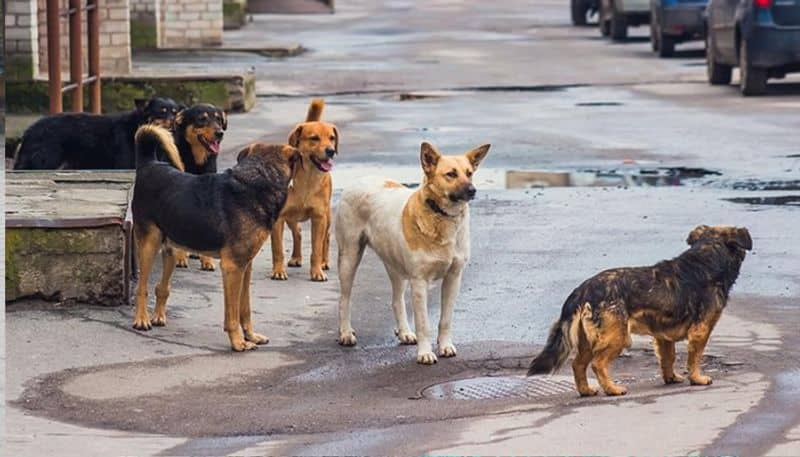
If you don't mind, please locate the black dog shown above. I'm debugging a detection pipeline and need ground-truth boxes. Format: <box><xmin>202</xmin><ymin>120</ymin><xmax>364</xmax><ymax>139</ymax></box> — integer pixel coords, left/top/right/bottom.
<box><xmin>157</xmin><ymin>103</ymin><xmax>228</xmax><ymax>270</ymax></box>
<box><xmin>131</xmin><ymin>125</ymin><xmax>299</xmax><ymax>351</ymax></box>
<box><xmin>14</xmin><ymin>97</ymin><xmax>182</xmax><ymax>170</ymax></box>
<box><xmin>528</xmin><ymin>225</ymin><xmax>751</xmax><ymax>397</ymax></box>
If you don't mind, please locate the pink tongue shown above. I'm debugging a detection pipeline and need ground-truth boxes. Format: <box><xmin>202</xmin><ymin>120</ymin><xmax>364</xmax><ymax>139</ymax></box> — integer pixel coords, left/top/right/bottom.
<box><xmin>318</xmin><ymin>159</ymin><xmax>333</xmax><ymax>172</ymax></box>
<box><xmin>209</xmin><ymin>141</ymin><xmax>221</xmax><ymax>155</ymax></box>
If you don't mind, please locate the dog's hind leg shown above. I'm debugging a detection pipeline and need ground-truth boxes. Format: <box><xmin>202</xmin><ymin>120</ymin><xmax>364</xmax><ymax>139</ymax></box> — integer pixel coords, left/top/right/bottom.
<box><xmin>240</xmin><ymin>260</ymin><xmax>269</xmax><ymax>345</ymax></box>
<box><xmin>132</xmin><ymin>226</ymin><xmax>161</xmax><ymax>331</ymax></box>
<box><xmin>589</xmin><ymin>307</ymin><xmax>628</xmax><ymax>395</ymax></box>
<box><xmin>221</xmin><ymin>254</ymin><xmax>255</xmax><ymax>352</ymax></box>
<box><xmin>411</xmin><ymin>279</ymin><xmax>437</xmax><ymax>365</ymax></box>
<box><xmin>151</xmin><ymin>247</ymin><xmax>177</xmax><ymax>327</ymax></box>
<box><xmin>337</xmin><ymin>233</ymin><xmax>366</xmax><ymax>346</ymax></box>
<box><xmin>270</xmin><ymin>219</ymin><xmax>289</xmax><ymax>280</ymax></box>
<box><xmin>654</xmin><ymin>337</ymin><xmax>684</xmax><ymax>384</ymax></box>
<box><xmin>388</xmin><ymin>271</ymin><xmax>414</xmax><ymax>345</ymax></box>
<box><xmin>287</xmin><ymin>221</ymin><xmax>303</xmax><ymax>268</ymax></box>
<box><xmin>573</xmin><ymin>324</ymin><xmax>599</xmax><ymax>396</ymax></box>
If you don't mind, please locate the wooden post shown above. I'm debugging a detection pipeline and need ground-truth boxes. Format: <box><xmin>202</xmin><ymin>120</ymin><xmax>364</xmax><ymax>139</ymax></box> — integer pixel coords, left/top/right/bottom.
<box><xmin>47</xmin><ymin>0</ymin><xmax>63</xmax><ymax>113</ymax></box>
<box><xmin>69</xmin><ymin>0</ymin><xmax>83</xmax><ymax>112</ymax></box>
<box><xmin>87</xmin><ymin>0</ymin><xmax>101</xmax><ymax>113</ymax></box>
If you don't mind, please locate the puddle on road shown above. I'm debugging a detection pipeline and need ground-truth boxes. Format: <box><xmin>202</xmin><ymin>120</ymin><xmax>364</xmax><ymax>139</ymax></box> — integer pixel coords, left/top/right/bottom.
<box><xmin>332</xmin><ymin>165</ymin><xmax>721</xmax><ymax>190</ymax></box>
<box><xmin>724</xmin><ymin>196</ymin><xmax>800</xmax><ymax>207</ymax></box>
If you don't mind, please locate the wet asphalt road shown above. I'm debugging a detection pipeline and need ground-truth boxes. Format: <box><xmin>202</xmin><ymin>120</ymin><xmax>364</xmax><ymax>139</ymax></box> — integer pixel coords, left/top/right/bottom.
<box><xmin>6</xmin><ymin>0</ymin><xmax>800</xmax><ymax>455</ymax></box>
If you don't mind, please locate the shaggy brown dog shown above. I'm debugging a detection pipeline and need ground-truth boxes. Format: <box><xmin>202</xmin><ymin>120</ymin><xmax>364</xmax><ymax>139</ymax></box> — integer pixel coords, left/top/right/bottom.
<box><xmin>528</xmin><ymin>225</ymin><xmax>752</xmax><ymax>396</ymax></box>
<box><xmin>269</xmin><ymin>99</ymin><xmax>338</xmax><ymax>281</ymax></box>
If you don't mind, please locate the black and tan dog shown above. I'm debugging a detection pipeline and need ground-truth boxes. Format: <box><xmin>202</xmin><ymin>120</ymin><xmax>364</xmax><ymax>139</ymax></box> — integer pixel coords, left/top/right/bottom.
<box><xmin>131</xmin><ymin>125</ymin><xmax>299</xmax><ymax>351</ymax></box>
<box><xmin>528</xmin><ymin>225</ymin><xmax>752</xmax><ymax>396</ymax></box>
<box><xmin>165</xmin><ymin>103</ymin><xmax>228</xmax><ymax>271</ymax></box>
<box><xmin>14</xmin><ymin>97</ymin><xmax>182</xmax><ymax>170</ymax></box>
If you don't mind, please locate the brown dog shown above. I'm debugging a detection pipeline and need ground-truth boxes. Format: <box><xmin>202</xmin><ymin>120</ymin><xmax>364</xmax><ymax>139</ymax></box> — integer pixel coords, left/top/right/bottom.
<box><xmin>269</xmin><ymin>99</ymin><xmax>338</xmax><ymax>281</ymax></box>
<box><xmin>528</xmin><ymin>225</ymin><xmax>752</xmax><ymax>396</ymax></box>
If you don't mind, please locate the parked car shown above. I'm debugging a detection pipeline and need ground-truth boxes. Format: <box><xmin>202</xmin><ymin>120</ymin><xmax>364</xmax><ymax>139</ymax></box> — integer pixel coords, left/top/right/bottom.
<box><xmin>650</xmin><ymin>0</ymin><xmax>708</xmax><ymax>56</ymax></box>
<box><xmin>706</xmin><ymin>0</ymin><xmax>800</xmax><ymax>95</ymax></box>
<box><xmin>572</xmin><ymin>0</ymin><xmax>599</xmax><ymax>25</ymax></box>
<box><xmin>599</xmin><ymin>0</ymin><xmax>651</xmax><ymax>40</ymax></box>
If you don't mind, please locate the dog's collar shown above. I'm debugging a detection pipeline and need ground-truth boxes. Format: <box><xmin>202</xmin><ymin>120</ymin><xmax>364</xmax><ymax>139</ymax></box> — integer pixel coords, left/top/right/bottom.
<box><xmin>426</xmin><ymin>198</ymin><xmax>459</xmax><ymax>218</ymax></box>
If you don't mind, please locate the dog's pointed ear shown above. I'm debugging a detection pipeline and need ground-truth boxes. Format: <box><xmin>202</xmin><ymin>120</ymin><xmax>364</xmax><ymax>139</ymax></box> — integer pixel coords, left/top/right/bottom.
<box><xmin>687</xmin><ymin>224</ymin><xmax>711</xmax><ymax>245</ymax></box>
<box><xmin>237</xmin><ymin>144</ymin><xmax>256</xmax><ymax>163</ymax></box>
<box><xmin>420</xmin><ymin>142</ymin><xmax>441</xmax><ymax>176</ymax></box>
<box><xmin>728</xmin><ymin>227</ymin><xmax>753</xmax><ymax>251</ymax></box>
<box><xmin>465</xmin><ymin>143</ymin><xmax>491</xmax><ymax>170</ymax></box>
<box><xmin>333</xmin><ymin>126</ymin><xmax>340</xmax><ymax>154</ymax></box>
<box><xmin>134</xmin><ymin>98</ymin><xmax>149</xmax><ymax>112</ymax></box>
<box><xmin>220</xmin><ymin>110</ymin><xmax>228</xmax><ymax>131</ymax></box>
<box><xmin>288</xmin><ymin>125</ymin><xmax>303</xmax><ymax>147</ymax></box>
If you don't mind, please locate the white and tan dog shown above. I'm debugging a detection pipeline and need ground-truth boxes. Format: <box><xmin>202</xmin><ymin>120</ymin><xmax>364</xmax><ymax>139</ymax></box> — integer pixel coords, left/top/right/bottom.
<box><xmin>335</xmin><ymin>141</ymin><xmax>490</xmax><ymax>364</ymax></box>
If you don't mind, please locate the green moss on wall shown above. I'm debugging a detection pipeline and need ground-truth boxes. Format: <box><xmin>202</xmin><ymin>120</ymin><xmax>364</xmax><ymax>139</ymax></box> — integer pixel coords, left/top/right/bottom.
<box><xmin>130</xmin><ymin>19</ymin><xmax>158</xmax><ymax>50</ymax></box>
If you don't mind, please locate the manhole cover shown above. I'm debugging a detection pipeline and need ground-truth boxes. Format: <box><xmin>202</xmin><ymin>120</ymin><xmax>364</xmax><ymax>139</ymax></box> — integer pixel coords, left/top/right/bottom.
<box><xmin>422</xmin><ymin>375</ymin><xmax>575</xmax><ymax>400</ymax></box>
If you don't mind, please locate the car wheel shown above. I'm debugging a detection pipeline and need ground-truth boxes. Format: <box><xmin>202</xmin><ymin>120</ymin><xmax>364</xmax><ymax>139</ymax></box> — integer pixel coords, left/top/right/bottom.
<box><xmin>572</xmin><ymin>0</ymin><xmax>589</xmax><ymax>26</ymax></box>
<box><xmin>739</xmin><ymin>39</ymin><xmax>768</xmax><ymax>96</ymax></box>
<box><xmin>706</xmin><ymin>30</ymin><xmax>732</xmax><ymax>85</ymax></box>
<box><xmin>610</xmin><ymin>5</ymin><xmax>628</xmax><ymax>41</ymax></box>
<box><xmin>658</xmin><ymin>31</ymin><xmax>675</xmax><ymax>57</ymax></box>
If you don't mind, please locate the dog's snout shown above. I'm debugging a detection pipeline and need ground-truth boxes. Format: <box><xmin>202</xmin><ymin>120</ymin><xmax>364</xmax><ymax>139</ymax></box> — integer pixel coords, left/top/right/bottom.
<box><xmin>215</xmin><ymin>130</ymin><xmax>224</xmax><ymax>140</ymax></box>
<box><xmin>466</xmin><ymin>184</ymin><xmax>476</xmax><ymax>199</ymax></box>
<box><xmin>325</xmin><ymin>147</ymin><xmax>336</xmax><ymax>158</ymax></box>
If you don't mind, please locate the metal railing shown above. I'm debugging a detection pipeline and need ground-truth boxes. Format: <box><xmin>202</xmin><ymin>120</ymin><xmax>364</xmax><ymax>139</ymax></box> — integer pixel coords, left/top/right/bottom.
<box><xmin>46</xmin><ymin>0</ymin><xmax>101</xmax><ymax>114</ymax></box>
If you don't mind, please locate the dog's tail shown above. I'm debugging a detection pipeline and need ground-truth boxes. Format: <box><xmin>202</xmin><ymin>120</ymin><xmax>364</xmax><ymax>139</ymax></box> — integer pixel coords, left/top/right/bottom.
<box><xmin>305</xmin><ymin>99</ymin><xmax>325</xmax><ymax>122</ymax></box>
<box><xmin>135</xmin><ymin>124</ymin><xmax>184</xmax><ymax>171</ymax></box>
<box><xmin>527</xmin><ymin>292</ymin><xmax>586</xmax><ymax>376</ymax></box>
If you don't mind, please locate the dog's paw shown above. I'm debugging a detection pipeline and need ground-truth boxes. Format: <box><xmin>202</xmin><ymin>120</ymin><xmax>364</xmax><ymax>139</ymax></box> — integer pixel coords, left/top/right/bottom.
<box><xmin>689</xmin><ymin>374</ymin><xmax>713</xmax><ymax>386</ymax></box>
<box><xmin>271</xmin><ymin>270</ymin><xmax>289</xmax><ymax>280</ymax></box>
<box><xmin>578</xmin><ymin>386</ymin><xmax>600</xmax><ymax>397</ymax></box>
<box><xmin>288</xmin><ymin>258</ymin><xmax>302</xmax><ymax>268</ymax></box>
<box><xmin>245</xmin><ymin>331</ymin><xmax>270</xmax><ymax>345</ymax></box>
<box><xmin>338</xmin><ymin>329</ymin><xmax>357</xmax><ymax>346</ymax></box>
<box><xmin>175</xmin><ymin>252</ymin><xmax>189</xmax><ymax>268</ymax></box>
<box><xmin>150</xmin><ymin>314</ymin><xmax>167</xmax><ymax>327</ymax></box>
<box><xmin>133</xmin><ymin>315</ymin><xmax>152</xmax><ymax>331</ymax></box>
<box><xmin>310</xmin><ymin>269</ymin><xmax>328</xmax><ymax>282</ymax></box>
<box><xmin>603</xmin><ymin>384</ymin><xmax>628</xmax><ymax>396</ymax></box>
<box><xmin>231</xmin><ymin>340</ymin><xmax>258</xmax><ymax>352</ymax></box>
<box><xmin>322</xmin><ymin>262</ymin><xmax>330</xmax><ymax>271</ymax></box>
<box><xmin>438</xmin><ymin>343</ymin><xmax>457</xmax><ymax>358</ymax></box>
<box><xmin>395</xmin><ymin>329</ymin><xmax>417</xmax><ymax>345</ymax></box>
<box><xmin>417</xmin><ymin>351</ymin><xmax>438</xmax><ymax>365</ymax></box>
<box><xmin>200</xmin><ymin>258</ymin><xmax>216</xmax><ymax>271</ymax></box>
<box><xmin>663</xmin><ymin>373</ymin><xmax>685</xmax><ymax>384</ymax></box>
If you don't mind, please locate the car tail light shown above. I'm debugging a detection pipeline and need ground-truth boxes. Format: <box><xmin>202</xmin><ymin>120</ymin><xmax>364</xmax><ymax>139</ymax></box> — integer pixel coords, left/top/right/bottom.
<box><xmin>754</xmin><ymin>0</ymin><xmax>771</xmax><ymax>8</ymax></box>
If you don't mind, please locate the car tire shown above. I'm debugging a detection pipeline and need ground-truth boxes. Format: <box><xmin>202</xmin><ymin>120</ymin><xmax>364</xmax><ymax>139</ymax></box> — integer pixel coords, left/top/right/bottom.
<box><xmin>610</xmin><ymin>5</ymin><xmax>628</xmax><ymax>41</ymax></box>
<box><xmin>572</xmin><ymin>0</ymin><xmax>589</xmax><ymax>26</ymax></box>
<box><xmin>739</xmin><ymin>39</ymin><xmax>768</xmax><ymax>96</ymax></box>
<box><xmin>706</xmin><ymin>31</ymin><xmax>732</xmax><ymax>85</ymax></box>
<box><xmin>658</xmin><ymin>32</ymin><xmax>675</xmax><ymax>57</ymax></box>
